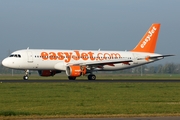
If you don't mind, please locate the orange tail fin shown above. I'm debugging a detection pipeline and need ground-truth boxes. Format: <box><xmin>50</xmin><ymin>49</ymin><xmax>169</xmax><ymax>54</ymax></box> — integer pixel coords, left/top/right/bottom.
<box><xmin>131</xmin><ymin>23</ymin><xmax>161</xmax><ymax>53</ymax></box>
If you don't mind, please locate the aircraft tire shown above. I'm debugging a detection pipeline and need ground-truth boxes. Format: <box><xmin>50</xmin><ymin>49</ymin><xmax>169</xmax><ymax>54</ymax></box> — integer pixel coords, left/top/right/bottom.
<box><xmin>88</xmin><ymin>75</ymin><xmax>96</xmax><ymax>80</ymax></box>
<box><xmin>68</xmin><ymin>76</ymin><xmax>76</xmax><ymax>80</ymax></box>
<box><xmin>23</xmin><ymin>76</ymin><xmax>28</xmax><ymax>80</ymax></box>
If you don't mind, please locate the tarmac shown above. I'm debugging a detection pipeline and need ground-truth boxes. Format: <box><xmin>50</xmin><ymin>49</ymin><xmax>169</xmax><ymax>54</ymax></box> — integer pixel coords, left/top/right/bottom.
<box><xmin>1</xmin><ymin>79</ymin><xmax>180</xmax><ymax>83</ymax></box>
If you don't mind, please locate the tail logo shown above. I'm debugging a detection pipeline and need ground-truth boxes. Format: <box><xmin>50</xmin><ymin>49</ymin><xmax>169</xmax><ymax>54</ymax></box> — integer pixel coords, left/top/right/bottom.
<box><xmin>141</xmin><ymin>26</ymin><xmax>157</xmax><ymax>48</ymax></box>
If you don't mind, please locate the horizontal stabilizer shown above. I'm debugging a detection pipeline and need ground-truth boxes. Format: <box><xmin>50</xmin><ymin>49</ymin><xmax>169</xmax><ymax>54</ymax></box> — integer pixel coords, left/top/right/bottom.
<box><xmin>149</xmin><ymin>55</ymin><xmax>175</xmax><ymax>59</ymax></box>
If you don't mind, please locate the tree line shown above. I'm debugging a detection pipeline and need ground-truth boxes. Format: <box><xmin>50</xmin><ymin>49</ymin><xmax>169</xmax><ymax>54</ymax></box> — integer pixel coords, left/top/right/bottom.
<box><xmin>108</xmin><ymin>63</ymin><xmax>180</xmax><ymax>74</ymax></box>
<box><xmin>118</xmin><ymin>63</ymin><xmax>180</xmax><ymax>74</ymax></box>
<box><xmin>0</xmin><ymin>63</ymin><xmax>180</xmax><ymax>75</ymax></box>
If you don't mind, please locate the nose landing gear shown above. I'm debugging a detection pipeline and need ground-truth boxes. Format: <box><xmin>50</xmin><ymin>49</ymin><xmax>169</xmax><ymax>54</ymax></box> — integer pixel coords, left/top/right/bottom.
<box><xmin>23</xmin><ymin>75</ymin><xmax>29</xmax><ymax>80</ymax></box>
<box><xmin>23</xmin><ymin>70</ymin><xmax>30</xmax><ymax>80</ymax></box>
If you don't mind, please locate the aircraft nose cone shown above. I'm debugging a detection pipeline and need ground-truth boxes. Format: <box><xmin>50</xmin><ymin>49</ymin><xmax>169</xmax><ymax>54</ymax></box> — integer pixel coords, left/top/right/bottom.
<box><xmin>2</xmin><ymin>58</ymin><xmax>9</xmax><ymax>67</ymax></box>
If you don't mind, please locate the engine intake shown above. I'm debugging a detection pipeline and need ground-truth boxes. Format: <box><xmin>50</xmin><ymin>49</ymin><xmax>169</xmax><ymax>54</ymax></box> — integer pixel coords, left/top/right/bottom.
<box><xmin>66</xmin><ymin>65</ymin><xmax>86</xmax><ymax>77</ymax></box>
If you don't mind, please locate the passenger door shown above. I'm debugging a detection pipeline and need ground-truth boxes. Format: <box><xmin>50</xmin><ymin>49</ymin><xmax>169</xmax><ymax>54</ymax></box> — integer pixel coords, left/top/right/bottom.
<box><xmin>27</xmin><ymin>51</ymin><xmax>33</xmax><ymax>63</ymax></box>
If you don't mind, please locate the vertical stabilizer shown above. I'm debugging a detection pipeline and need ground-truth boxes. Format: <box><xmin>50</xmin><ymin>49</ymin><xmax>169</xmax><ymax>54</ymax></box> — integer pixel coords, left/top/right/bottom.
<box><xmin>131</xmin><ymin>23</ymin><xmax>161</xmax><ymax>53</ymax></box>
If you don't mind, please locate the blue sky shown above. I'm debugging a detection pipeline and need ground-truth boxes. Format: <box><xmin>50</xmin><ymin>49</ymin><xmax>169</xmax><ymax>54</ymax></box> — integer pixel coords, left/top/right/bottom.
<box><xmin>0</xmin><ymin>0</ymin><xmax>179</xmax><ymax>64</ymax></box>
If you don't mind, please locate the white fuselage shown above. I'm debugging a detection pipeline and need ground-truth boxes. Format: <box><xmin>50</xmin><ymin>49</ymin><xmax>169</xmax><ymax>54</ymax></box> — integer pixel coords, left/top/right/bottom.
<box><xmin>2</xmin><ymin>49</ymin><xmax>162</xmax><ymax>71</ymax></box>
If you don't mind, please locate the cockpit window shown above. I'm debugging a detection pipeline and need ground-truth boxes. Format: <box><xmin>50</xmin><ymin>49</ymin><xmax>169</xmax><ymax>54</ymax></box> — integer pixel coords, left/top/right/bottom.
<box><xmin>9</xmin><ymin>54</ymin><xmax>21</xmax><ymax>58</ymax></box>
<box><xmin>9</xmin><ymin>55</ymin><xmax>14</xmax><ymax>57</ymax></box>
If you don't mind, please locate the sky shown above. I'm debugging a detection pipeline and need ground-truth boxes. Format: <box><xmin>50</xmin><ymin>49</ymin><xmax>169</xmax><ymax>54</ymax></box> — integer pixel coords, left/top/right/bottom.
<box><xmin>0</xmin><ymin>0</ymin><xmax>179</xmax><ymax>64</ymax></box>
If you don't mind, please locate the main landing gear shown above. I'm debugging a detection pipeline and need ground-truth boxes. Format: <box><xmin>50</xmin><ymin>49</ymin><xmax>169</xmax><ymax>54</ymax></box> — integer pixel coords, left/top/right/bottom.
<box><xmin>23</xmin><ymin>70</ymin><xmax>30</xmax><ymax>80</ymax></box>
<box><xmin>68</xmin><ymin>74</ymin><xmax>96</xmax><ymax>80</ymax></box>
<box><xmin>68</xmin><ymin>76</ymin><xmax>76</xmax><ymax>80</ymax></box>
<box><xmin>88</xmin><ymin>74</ymin><xmax>96</xmax><ymax>80</ymax></box>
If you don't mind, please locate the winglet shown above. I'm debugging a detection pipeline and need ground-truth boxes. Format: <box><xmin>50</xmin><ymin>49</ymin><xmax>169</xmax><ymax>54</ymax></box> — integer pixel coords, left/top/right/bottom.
<box><xmin>131</xmin><ymin>23</ymin><xmax>161</xmax><ymax>53</ymax></box>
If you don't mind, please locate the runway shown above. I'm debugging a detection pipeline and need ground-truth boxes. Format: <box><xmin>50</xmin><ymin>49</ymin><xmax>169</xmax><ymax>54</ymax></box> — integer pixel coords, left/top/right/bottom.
<box><xmin>1</xmin><ymin>79</ymin><xmax>180</xmax><ymax>83</ymax></box>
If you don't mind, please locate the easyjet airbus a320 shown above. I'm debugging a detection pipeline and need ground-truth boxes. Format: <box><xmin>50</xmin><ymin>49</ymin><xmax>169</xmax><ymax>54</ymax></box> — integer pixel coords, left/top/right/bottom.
<box><xmin>2</xmin><ymin>23</ymin><xmax>174</xmax><ymax>80</ymax></box>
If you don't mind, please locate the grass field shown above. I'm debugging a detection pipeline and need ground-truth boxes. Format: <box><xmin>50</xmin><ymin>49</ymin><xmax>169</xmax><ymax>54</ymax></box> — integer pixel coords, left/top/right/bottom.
<box><xmin>1</xmin><ymin>82</ymin><xmax>180</xmax><ymax>119</ymax></box>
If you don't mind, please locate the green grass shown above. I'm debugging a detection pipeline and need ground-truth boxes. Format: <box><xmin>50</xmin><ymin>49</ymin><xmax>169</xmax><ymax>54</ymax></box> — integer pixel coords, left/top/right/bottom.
<box><xmin>0</xmin><ymin>74</ymin><xmax>180</xmax><ymax>80</ymax></box>
<box><xmin>0</xmin><ymin>111</ymin><xmax>30</xmax><ymax>116</ymax></box>
<box><xmin>1</xmin><ymin>82</ymin><xmax>180</xmax><ymax>117</ymax></box>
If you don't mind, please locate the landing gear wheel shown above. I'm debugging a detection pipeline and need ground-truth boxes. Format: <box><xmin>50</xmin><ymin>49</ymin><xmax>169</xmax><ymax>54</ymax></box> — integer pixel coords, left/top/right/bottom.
<box><xmin>23</xmin><ymin>76</ymin><xmax>28</xmax><ymax>80</ymax></box>
<box><xmin>23</xmin><ymin>70</ymin><xmax>30</xmax><ymax>80</ymax></box>
<box><xmin>88</xmin><ymin>75</ymin><xmax>96</xmax><ymax>80</ymax></box>
<box><xmin>68</xmin><ymin>76</ymin><xmax>76</xmax><ymax>80</ymax></box>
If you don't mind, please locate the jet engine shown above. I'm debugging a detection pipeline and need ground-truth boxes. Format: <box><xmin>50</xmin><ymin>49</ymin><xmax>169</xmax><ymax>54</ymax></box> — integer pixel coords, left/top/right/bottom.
<box><xmin>66</xmin><ymin>65</ymin><xmax>86</xmax><ymax>77</ymax></box>
<box><xmin>38</xmin><ymin>70</ymin><xmax>61</xmax><ymax>77</ymax></box>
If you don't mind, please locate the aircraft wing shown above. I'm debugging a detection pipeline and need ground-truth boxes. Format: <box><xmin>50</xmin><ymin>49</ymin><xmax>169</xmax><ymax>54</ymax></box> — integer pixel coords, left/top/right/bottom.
<box><xmin>70</xmin><ymin>58</ymin><xmax>133</xmax><ymax>66</ymax></box>
<box><xmin>68</xmin><ymin>55</ymin><xmax>174</xmax><ymax>67</ymax></box>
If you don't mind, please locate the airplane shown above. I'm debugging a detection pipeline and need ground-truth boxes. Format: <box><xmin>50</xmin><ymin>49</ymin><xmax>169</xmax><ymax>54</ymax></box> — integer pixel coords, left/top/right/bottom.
<box><xmin>2</xmin><ymin>23</ymin><xmax>174</xmax><ymax>80</ymax></box>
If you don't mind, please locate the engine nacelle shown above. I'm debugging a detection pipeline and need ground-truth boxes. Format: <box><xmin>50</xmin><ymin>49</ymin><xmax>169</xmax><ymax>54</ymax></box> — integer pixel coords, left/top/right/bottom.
<box><xmin>66</xmin><ymin>65</ymin><xmax>86</xmax><ymax>77</ymax></box>
<box><xmin>38</xmin><ymin>70</ymin><xmax>61</xmax><ymax>77</ymax></box>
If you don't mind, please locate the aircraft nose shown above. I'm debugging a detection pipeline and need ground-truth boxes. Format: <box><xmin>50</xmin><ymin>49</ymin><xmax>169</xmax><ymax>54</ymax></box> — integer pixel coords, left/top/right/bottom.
<box><xmin>2</xmin><ymin>58</ymin><xmax>9</xmax><ymax>67</ymax></box>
